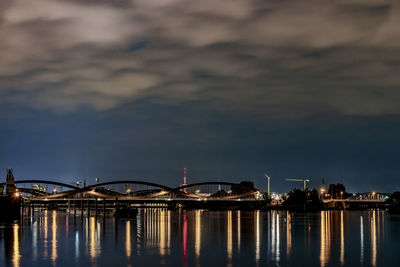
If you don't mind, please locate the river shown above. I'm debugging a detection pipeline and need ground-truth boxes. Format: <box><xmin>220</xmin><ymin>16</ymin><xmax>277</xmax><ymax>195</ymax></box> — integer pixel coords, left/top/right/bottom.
<box><xmin>0</xmin><ymin>210</ymin><xmax>399</xmax><ymax>266</ymax></box>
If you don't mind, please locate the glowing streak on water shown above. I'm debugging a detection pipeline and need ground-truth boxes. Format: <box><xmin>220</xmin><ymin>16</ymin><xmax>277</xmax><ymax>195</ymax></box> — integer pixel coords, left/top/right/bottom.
<box><xmin>44</xmin><ymin>210</ymin><xmax>48</xmax><ymax>258</ymax></box>
<box><xmin>320</xmin><ymin>211</ymin><xmax>331</xmax><ymax>267</ymax></box>
<box><xmin>12</xmin><ymin>224</ymin><xmax>20</xmax><ymax>267</ymax></box>
<box><xmin>160</xmin><ymin>210</ymin><xmax>166</xmax><ymax>255</ymax></box>
<box><xmin>227</xmin><ymin>210</ymin><xmax>232</xmax><ymax>263</ymax></box>
<box><xmin>276</xmin><ymin>212</ymin><xmax>280</xmax><ymax>263</ymax></box>
<box><xmin>195</xmin><ymin>210</ymin><xmax>201</xmax><ymax>257</ymax></box>
<box><xmin>286</xmin><ymin>212</ymin><xmax>292</xmax><ymax>258</ymax></box>
<box><xmin>340</xmin><ymin>211</ymin><xmax>344</xmax><ymax>265</ymax></box>
<box><xmin>32</xmin><ymin>220</ymin><xmax>37</xmax><ymax>261</ymax></box>
<box><xmin>51</xmin><ymin>211</ymin><xmax>57</xmax><ymax>264</ymax></box>
<box><xmin>237</xmin><ymin>210</ymin><xmax>241</xmax><ymax>252</ymax></box>
<box><xmin>126</xmin><ymin>220</ymin><xmax>131</xmax><ymax>259</ymax></box>
<box><xmin>255</xmin><ymin>210</ymin><xmax>260</xmax><ymax>264</ymax></box>
<box><xmin>360</xmin><ymin>216</ymin><xmax>364</xmax><ymax>264</ymax></box>
<box><xmin>371</xmin><ymin>210</ymin><xmax>377</xmax><ymax>267</ymax></box>
<box><xmin>75</xmin><ymin>231</ymin><xmax>79</xmax><ymax>259</ymax></box>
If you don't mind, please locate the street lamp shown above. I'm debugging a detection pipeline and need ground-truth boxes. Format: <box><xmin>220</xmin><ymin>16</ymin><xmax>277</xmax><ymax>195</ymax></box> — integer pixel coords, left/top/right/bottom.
<box><xmin>340</xmin><ymin>191</ymin><xmax>344</xmax><ymax>199</ymax></box>
<box><xmin>96</xmin><ymin>178</ymin><xmax>100</xmax><ymax>184</ymax></box>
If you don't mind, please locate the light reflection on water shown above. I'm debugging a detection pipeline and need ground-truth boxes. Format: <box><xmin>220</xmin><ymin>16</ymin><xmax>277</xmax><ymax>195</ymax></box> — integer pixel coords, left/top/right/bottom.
<box><xmin>0</xmin><ymin>209</ymin><xmax>399</xmax><ymax>267</ymax></box>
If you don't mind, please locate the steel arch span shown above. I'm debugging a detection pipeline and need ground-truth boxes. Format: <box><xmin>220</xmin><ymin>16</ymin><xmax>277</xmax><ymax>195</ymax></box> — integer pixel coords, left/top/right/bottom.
<box><xmin>0</xmin><ymin>179</ymin><xmax>79</xmax><ymax>189</ymax></box>
<box><xmin>173</xmin><ymin>181</ymin><xmax>259</xmax><ymax>200</ymax></box>
<box><xmin>5</xmin><ymin>179</ymin><xmax>261</xmax><ymax>200</ymax></box>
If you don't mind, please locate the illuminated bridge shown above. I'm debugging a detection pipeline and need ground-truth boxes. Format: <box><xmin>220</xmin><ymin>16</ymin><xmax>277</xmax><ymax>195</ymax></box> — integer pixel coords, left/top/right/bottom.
<box><xmin>1</xmin><ymin>179</ymin><xmax>267</xmax><ymax>210</ymax></box>
<box><xmin>322</xmin><ymin>192</ymin><xmax>389</xmax><ymax>209</ymax></box>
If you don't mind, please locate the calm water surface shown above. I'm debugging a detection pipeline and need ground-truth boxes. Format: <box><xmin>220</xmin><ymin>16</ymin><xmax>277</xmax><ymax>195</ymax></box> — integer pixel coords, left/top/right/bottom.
<box><xmin>0</xmin><ymin>210</ymin><xmax>399</xmax><ymax>266</ymax></box>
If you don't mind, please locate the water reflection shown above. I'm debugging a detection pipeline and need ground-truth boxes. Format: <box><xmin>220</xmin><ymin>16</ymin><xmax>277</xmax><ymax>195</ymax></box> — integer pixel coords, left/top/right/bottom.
<box><xmin>195</xmin><ymin>210</ymin><xmax>201</xmax><ymax>258</ymax></box>
<box><xmin>286</xmin><ymin>212</ymin><xmax>292</xmax><ymax>258</ymax></box>
<box><xmin>320</xmin><ymin>211</ymin><xmax>331</xmax><ymax>267</ymax></box>
<box><xmin>0</xmin><ymin>209</ymin><xmax>397</xmax><ymax>267</ymax></box>
<box><xmin>125</xmin><ymin>220</ymin><xmax>131</xmax><ymax>259</ymax></box>
<box><xmin>360</xmin><ymin>216</ymin><xmax>364</xmax><ymax>264</ymax></box>
<box><xmin>12</xmin><ymin>224</ymin><xmax>20</xmax><ymax>267</ymax></box>
<box><xmin>270</xmin><ymin>211</ymin><xmax>280</xmax><ymax>264</ymax></box>
<box><xmin>340</xmin><ymin>211</ymin><xmax>344</xmax><ymax>266</ymax></box>
<box><xmin>182</xmin><ymin>210</ymin><xmax>187</xmax><ymax>265</ymax></box>
<box><xmin>32</xmin><ymin>220</ymin><xmax>37</xmax><ymax>261</ymax></box>
<box><xmin>227</xmin><ymin>210</ymin><xmax>232</xmax><ymax>263</ymax></box>
<box><xmin>51</xmin><ymin>211</ymin><xmax>57</xmax><ymax>264</ymax></box>
<box><xmin>371</xmin><ymin>210</ymin><xmax>377</xmax><ymax>267</ymax></box>
<box><xmin>143</xmin><ymin>209</ymin><xmax>171</xmax><ymax>255</ymax></box>
<box><xmin>237</xmin><ymin>210</ymin><xmax>241</xmax><ymax>252</ymax></box>
<box><xmin>89</xmin><ymin>217</ymin><xmax>101</xmax><ymax>260</ymax></box>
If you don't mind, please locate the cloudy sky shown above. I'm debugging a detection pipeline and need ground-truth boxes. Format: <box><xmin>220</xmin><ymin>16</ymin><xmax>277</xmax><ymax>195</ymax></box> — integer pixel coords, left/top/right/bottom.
<box><xmin>1</xmin><ymin>0</ymin><xmax>400</xmax><ymax>192</ymax></box>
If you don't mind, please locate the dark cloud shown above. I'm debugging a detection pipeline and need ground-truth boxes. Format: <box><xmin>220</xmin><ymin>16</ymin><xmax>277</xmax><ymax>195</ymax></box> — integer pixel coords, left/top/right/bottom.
<box><xmin>1</xmin><ymin>0</ymin><xmax>400</xmax><ymax>116</ymax></box>
<box><xmin>1</xmin><ymin>0</ymin><xmax>400</xmax><ymax>191</ymax></box>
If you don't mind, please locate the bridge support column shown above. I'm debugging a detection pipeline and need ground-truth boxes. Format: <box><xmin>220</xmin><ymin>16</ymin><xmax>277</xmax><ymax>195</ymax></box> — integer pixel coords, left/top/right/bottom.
<box><xmin>74</xmin><ymin>200</ymin><xmax>76</xmax><ymax>217</ymax></box>
<box><xmin>87</xmin><ymin>199</ymin><xmax>90</xmax><ymax>217</ymax></box>
<box><xmin>21</xmin><ymin>200</ymin><xmax>24</xmax><ymax>218</ymax></box>
<box><xmin>68</xmin><ymin>200</ymin><xmax>70</xmax><ymax>213</ymax></box>
<box><xmin>81</xmin><ymin>200</ymin><xmax>83</xmax><ymax>217</ymax></box>
<box><xmin>115</xmin><ymin>197</ymin><xmax>118</xmax><ymax>218</ymax></box>
<box><xmin>95</xmin><ymin>199</ymin><xmax>98</xmax><ymax>218</ymax></box>
<box><xmin>103</xmin><ymin>198</ymin><xmax>106</xmax><ymax>216</ymax></box>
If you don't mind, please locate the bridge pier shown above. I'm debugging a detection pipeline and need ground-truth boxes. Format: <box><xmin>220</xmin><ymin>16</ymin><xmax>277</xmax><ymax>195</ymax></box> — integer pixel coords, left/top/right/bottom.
<box><xmin>87</xmin><ymin>199</ymin><xmax>90</xmax><ymax>217</ymax></box>
<box><xmin>95</xmin><ymin>199</ymin><xmax>98</xmax><ymax>218</ymax></box>
<box><xmin>115</xmin><ymin>197</ymin><xmax>118</xmax><ymax>218</ymax></box>
<box><xmin>103</xmin><ymin>198</ymin><xmax>106</xmax><ymax>216</ymax></box>
<box><xmin>81</xmin><ymin>200</ymin><xmax>83</xmax><ymax>217</ymax></box>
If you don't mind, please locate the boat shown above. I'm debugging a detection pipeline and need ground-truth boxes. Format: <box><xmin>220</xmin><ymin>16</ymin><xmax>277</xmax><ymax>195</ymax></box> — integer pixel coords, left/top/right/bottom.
<box><xmin>0</xmin><ymin>169</ymin><xmax>22</xmax><ymax>221</ymax></box>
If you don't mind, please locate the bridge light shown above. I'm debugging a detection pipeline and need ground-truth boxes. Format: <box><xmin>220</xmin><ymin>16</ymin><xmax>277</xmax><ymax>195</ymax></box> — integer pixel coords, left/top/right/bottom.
<box><xmin>14</xmin><ymin>192</ymin><xmax>20</xmax><ymax>197</ymax></box>
<box><xmin>53</xmin><ymin>188</ymin><xmax>57</xmax><ymax>194</ymax></box>
<box><xmin>195</xmin><ymin>189</ymin><xmax>200</xmax><ymax>194</ymax></box>
<box><xmin>126</xmin><ymin>188</ymin><xmax>131</xmax><ymax>194</ymax></box>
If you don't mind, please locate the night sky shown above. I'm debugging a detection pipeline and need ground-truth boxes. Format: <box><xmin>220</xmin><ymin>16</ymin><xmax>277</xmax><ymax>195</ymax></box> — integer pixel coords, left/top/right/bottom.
<box><xmin>1</xmin><ymin>0</ymin><xmax>400</xmax><ymax>192</ymax></box>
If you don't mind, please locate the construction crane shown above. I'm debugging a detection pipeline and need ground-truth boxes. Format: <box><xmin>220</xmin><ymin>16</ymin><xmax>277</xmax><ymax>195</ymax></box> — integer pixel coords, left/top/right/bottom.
<box><xmin>285</xmin><ymin>178</ymin><xmax>310</xmax><ymax>191</ymax></box>
<box><xmin>264</xmin><ymin>173</ymin><xmax>271</xmax><ymax>196</ymax></box>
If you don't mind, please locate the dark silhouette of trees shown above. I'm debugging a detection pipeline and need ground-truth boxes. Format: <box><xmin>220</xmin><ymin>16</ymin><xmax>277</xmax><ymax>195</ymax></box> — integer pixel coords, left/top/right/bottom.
<box><xmin>328</xmin><ymin>183</ymin><xmax>347</xmax><ymax>199</ymax></box>
<box><xmin>387</xmin><ymin>192</ymin><xmax>400</xmax><ymax>213</ymax></box>
<box><xmin>283</xmin><ymin>189</ymin><xmax>323</xmax><ymax>211</ymax></box>
<box><xmin>231</xmin><ymin>181</ymin><xmax>255</xmax><ymax>195</ymax></box>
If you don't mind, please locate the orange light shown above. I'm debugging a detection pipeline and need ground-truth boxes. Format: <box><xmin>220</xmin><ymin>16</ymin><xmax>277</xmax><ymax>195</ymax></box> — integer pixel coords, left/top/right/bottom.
<box><xmin>14</xmin><ymin>193</ymin><xmax>20</xmax><ymax>197</ymax></box>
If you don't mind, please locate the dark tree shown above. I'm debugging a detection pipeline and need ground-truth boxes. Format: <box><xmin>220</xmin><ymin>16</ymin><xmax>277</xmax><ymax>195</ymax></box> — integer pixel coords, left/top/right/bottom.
<box><xmin>231</xmin><ymin>181</ymin><xmax>255</xmax><ymax>195</ymax></box>
<box><xmin>328</xmin><ymin>183</ymin><xmax>347</xmax><ymax>199</ymax></box>
<box><xmin>387</xmin><ymin>192</ymin><xmax>400</xmax><ymax>213</ymax></box>
<box><xmin>283</xmin><ymin>189</ymin><xmax>323</xmax><ymax>212</ymax></box>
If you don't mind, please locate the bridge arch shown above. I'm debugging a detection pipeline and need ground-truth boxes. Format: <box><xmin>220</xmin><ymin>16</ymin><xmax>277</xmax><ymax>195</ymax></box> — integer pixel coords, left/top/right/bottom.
<box><xmin>0</xmin><ymin>179</ymin><xmax>79</xmax><ymax>189</ymax></box>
